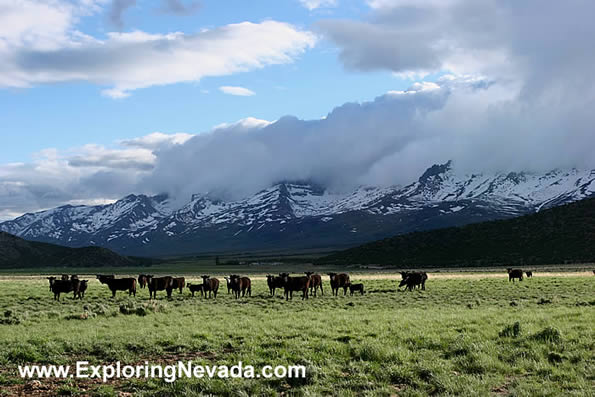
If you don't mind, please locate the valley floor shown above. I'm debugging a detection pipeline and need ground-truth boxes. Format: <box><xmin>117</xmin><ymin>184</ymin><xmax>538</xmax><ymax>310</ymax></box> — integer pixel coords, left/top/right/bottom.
<box><xmin>0</xmin><ymin>273</ymin><xmax>593</xmax><ymax>396</ymax></box>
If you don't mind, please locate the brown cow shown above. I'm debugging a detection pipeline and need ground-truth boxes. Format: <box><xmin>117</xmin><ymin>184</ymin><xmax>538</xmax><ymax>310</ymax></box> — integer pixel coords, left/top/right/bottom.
<box><xmin>187</xmin><ymin>283</ymin><xmax>203</xmax><ymax>297</ymax></box>
<box><xmin>267</xmin><ymin>274</ymin><xmax>284</xmax><ymax>296</ymax></box>
<box><xmin>507</xmin><ymin>268</ymin><xmax>524</xmax><ymax>282</ymax></box>
<box><xmin>305</xmin><ymin>272</ymin><xmax>323</xmax><ymax>296</ymax></box>
<box><xmin>328</xmin><ymin>273</ymin><xmax>350</xmax><ymax>296</ymax></box>
<box><xmin>171</xmin><ymin>277</ymin><xmax>186</xmax><ymax>294</ymax></box>
<box><xmin>147</xmin><ymin>276</ymin><xmax>173</xmax><ymax>299</ymax></box>
<box><xmin>97</xmin><ymin>275</ymin><xmax>136</xmax><ymax>298</ymax></box>
<box><xmin>201</xmin><ymin>275</ymin><xmax>220</xmax><ymax>299</ymax></box>
<box><xmin>138</xmin><ymin>274</ymin><xmax>151</xmax><ymax>289</ymax></box>
<box><xmin>229</xmin><ymin>275</ymin><xmax>251</xmax><ymax>298</ymax></box>
<box><xmin>281</xmin><ymin>273</ymin><xmax>311</xmax><ymax>301</ymax></box>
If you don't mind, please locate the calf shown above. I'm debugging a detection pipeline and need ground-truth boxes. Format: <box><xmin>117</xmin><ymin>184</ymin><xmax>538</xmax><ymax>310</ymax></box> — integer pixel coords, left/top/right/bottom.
<box><xmin>267</xmin><ymin>274</ymin><xmax>284</xmax><ymax>296</ymax></box>
<box><xmin>349</xmin><ymin>283</ymin><xmax>365</xmax><ymax>295</ymax></box>
<box><xmin>97</xmin><ymin>275</ymin><xmax>136</xmax><ymax>298</ymax></box>
<box><xmin>187</xmin><ymin>283</ymin><xmax>203</xmax><ymax>297</ymax></box>
<box><xmin>201</xmin><ymin>275</ymin><xmax>220</xmax><ymax>299</ymax></box>
<box><xmin>138</xmin><ymin>274</ymin><xmax>151</xmax><ymax>289</ymax></box>
<box><xmin>399</xmin><ymin>272</ymin><xmax>427</xmax><ymax>291</ymax></box>
<box><xmin>305</xmin><ymin>272</ymin><xmax>323</xmax><ymax>296</ymax></box>
<box><xmin>281</xmin><ymin>273</ymin><xmax>311</xmax><ymax>301</ymax></box>
<box><xmin>525</xmin><ymin>271</ymin><xmax>533</xmax><ymax>278</ymax></box>
<box><xmin>147</xmin><ymin>276</ymin><xmax>173</xmax><ymax>299</ymax></box>
<box><xmin>507</xmin><ymin>268</ymin><xmax>524</xmax><ymax>282</ymax></box>
<box><xmin>328</xmin><ymin>273</ymin><xmax>350</xmax><ymax>296</ymax></box>
<box><xmin>229</xmin><ymin>275</ymin><xmax>251</xmax><ymax>298</ymax></box>
<box><xmin>171</xmin><ymin>277</ymin><xmax>186</xmax><ymax>294</ymax></box>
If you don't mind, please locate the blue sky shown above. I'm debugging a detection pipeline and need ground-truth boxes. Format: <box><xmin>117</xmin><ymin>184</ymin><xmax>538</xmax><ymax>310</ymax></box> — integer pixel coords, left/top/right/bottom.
<box><xmin>1</xmin><ymin>0</ymin><xmax>594</xmax><ymax>220</ymax></box>
<box><xmin>0</xmin><ymin>0</ymin><xmax>415</xmax><ymax>162</ymax></box>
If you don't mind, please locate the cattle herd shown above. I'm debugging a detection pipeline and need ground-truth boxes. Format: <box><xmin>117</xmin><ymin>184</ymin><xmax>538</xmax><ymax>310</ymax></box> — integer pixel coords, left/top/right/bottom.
<box><xmin>45</xmin><ymin>269</ymin><xmax>539</xmax><ymax>301</ymax></box>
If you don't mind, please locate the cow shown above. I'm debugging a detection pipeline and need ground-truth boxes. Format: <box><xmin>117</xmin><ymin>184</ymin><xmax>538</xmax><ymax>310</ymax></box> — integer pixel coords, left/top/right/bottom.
<box><xmin>171</xmin><ymin>277</ymin><xmax>186</xmax><ymax>294</ymax></box>
<box><xmin>328</xmin><ymin>273</ymin><xmax>350</xmax><ymax>296</ymax></box>
<box><xmin>349</xmin><ymin>283</ymin><xmax>365</xmax><ymax>295</ymax></box>
<box><xmin>138</xmin><ymin>274</ymin><xmax>151</xmax><ymax>289</ymax></box>
<box><xmin>50</xmin><ymin>279</ymin><xmax>76</xmax><ymax>301</ymax></box>
<box><xmin>525</xmin><ymin>271</ymin><xmax>533</xmax><ymax>278</ymax></box>
<box><xmin>305</xmin><ymin>272</ymin><xmax>323</xmax><ymax>296</ymax></box>
<box><xmin>47</xmin><ymin>276</ymin><xmax>57</xmax><ymax>291</ymax></box>
<box><xmin>224</xmin><ymin>277</ymin><xmax>232</xmax><ymax>294</ymax></box>
<box><xmin>201</xmin><ymin>275</ymin><xmax>220</xmax><ymax>299</ymax></box>
<box><xmin>507</xmin><ymin>268</ymin><xmax>524</xmax><ymax>282</ymax></box>
<box><xmin>229</xmin><ymin>275</ymin><xmax>251</xmax><ymax>298</ymax></box>
<box><xmin>75</xmin><ymin>280</ymin><xmax>88</xmax><ymax>299</ymax></box>
<box><xmin>399</xmin><ymin>272</ymin><xmax>427</xmax><ymax>291</ymax></box>
<box><xmin>61</xmin><ymin>274</ymin><xmax>69</xmax><ymax>281</ymax></box>
<box><xmin>280</xmin><ymin>273</ymin><xmax>311</xmax><ymax>301</ymax></box>
<box><xmin>97</xmin><ymin>275</ymin><xmax>136</xmax><ymax>298</ymax></box>
<box><xmin>147</xmin><ymin>276</ymin><xmax>173</xmax><ymax>299</ymax></box>
<box><xmin>187</xmin><ymin>283</ymin><xmax>203</xmax><ymax>297</ymax></box>
<box><xmin>70</xmin><ymin>275</ymin><xmax>79</xmax><ymax>281</ymax></box>
<box><xmin>267</xmin><ymin>274</ymin><xmax>284</xmax><ymax>296</ymax></box>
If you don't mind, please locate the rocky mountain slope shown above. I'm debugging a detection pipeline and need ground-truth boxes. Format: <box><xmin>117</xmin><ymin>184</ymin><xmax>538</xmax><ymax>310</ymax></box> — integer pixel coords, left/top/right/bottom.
<box><xmin>1</xmin><ymin>162</ymin><xmax>593</xmax><ymax>256</ymax></box>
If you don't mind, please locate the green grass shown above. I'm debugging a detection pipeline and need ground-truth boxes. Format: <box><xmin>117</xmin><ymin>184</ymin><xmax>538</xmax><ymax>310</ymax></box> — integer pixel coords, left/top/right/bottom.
<box><xmin>0</xmin><ymin>275</ymin><xmax>593</xmax><ymax>396</ymax></box>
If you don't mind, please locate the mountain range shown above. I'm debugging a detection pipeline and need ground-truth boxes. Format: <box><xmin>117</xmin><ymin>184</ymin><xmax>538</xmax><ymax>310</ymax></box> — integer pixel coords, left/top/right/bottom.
<box><xmin>1</xmin><ymin>161</ymin><xmax>594</xmax><ymax>256</ymax></box>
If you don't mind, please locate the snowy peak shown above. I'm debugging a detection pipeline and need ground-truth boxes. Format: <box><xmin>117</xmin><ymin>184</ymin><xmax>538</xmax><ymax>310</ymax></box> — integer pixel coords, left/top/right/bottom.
<box><xmin>0</xmin><ymin>163</ymin><xmax>594</xmax><ymax>255</ymax></box>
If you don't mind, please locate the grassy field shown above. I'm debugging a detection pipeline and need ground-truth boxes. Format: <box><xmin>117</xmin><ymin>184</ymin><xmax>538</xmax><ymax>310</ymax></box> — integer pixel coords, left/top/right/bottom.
<box><xmin>0</xmin><ymin>273</ymin><xmax>593</xmax><ymax>396</ymax></box>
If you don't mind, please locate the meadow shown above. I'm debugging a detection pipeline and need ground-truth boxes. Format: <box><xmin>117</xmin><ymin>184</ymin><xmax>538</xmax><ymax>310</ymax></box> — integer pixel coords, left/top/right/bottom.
<box><xmin>0</xmin><ymin>273</ymin><xmax>593</xmax><ymax>396</ymax></box>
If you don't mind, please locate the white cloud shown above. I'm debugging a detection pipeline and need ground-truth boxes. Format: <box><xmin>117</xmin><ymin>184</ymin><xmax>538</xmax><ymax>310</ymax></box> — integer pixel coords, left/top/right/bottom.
<box><xmin>0</xmin><ymin>1</ymin><xmax>317</xmax><ymax>97</ymax></box>
<box><xmin>120</xmin><ymin>132</ymin><xmax>194</xmax><ymax>150</ymax></box>
<box><xmin>219</xmin><ymin>86</ymin><xmax>256</xmax><ymax>96</ymax></box>
<box><xmin>299</xmin><ymin>0</ymin><xmax>337</xmax><ymax>10</ymax></box>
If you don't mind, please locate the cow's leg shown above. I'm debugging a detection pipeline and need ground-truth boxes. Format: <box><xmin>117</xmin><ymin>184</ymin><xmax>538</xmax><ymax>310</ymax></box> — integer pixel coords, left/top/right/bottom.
<box><xmin>112</xmin><ymin>290</ymin><xmax>116</xmax><ymax>298</ymax></box>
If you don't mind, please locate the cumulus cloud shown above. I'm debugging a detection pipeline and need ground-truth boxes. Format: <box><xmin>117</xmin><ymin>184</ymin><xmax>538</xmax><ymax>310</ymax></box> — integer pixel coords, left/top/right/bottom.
<box><xmin>219</xmin><ymin>86</ymin><xmax>256</xmax><ymax>96</ymax></box>
<box><xmin>0</xmin><ymin>1</ymin><xmax>316</xmax><ymax>97</ymax></box>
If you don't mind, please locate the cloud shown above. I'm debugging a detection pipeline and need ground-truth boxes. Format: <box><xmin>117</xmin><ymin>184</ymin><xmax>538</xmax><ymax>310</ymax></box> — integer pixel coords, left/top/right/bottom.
<box><xmin>0</xmin><ymin>132</ymin><xmax>191</xmax><ymax>219</ymax></box>
<box><xmin>318</xmin><ymin>0</ymin><xmax>595</xmax><ymax>100</ymax></box>
<box><xmin>219</xmin><ymin>86</ymin><xmax>256</xmax><ymax>96</ymax></box>
<box><xmin>0</xmin><ymin>1</ymin><xmax>316</xmax><ymax>97</ymax></box>
<box><xmin>109</xmin><ymin>0</ymin><xmax>136</xmax><ymax>29</ymax></box>
<box><xmin>160</xmin><ymin>0</ymin><xmax>200</xmax><ymax>15</ymax></box>
<box><xmin>299</xmin><ymin>0</ymin><xmax>337</xmax><ymax>10</ymax></box>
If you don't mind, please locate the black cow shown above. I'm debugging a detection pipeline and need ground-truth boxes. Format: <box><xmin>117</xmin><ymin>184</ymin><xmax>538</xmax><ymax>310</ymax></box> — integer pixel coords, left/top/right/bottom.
<box><xmin>171</xmin><ymin>277</ymin><xmax>186</xmax><ymax>294</ymax></box>
<box><xmin>507</xmin><ymin>268</ymin><xmax>524</xmax><ymax>282</ymax></box>
<box><xmin>51</xmin><ymin>279</ymin><xmax>76</xmax><ymax>301</ymax></box>
<box><xmin>349</xmin><ymin>283</ymin><xmax>365</xmax><ymax>295</ymax></box>
<box><xmin>525</xmin><ymin>271</ymin><xmax>533</xmax><ymax>278</ymax></box>
<box><xmin>187</xmin><ymin>283</ymin><xmax>203</xmax><ymax>297</ymax></box>
<box><xmin>267</xmin><ymin>274</ymin><xmax>284</xmax><ymax>296</ymax></box>
<box><xmin>75</xmin><ymin>280</ymin><xmax>88</xmax><ymax>299</ymax></box>
<box><xmin>97</xmin><ymin>275</ymin><xmax>136</xmax><ymax>298</ymax></box>
<box><xmin>399</xmin><ymin>272</ymin><xmax>427</xmax><ymax>291</ymax></box>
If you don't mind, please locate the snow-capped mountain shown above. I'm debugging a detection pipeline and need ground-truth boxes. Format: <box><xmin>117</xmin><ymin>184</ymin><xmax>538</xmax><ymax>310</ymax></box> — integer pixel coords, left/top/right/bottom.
<box><xmin>1</xmin><ymin>162</ymin><xmax>594</xmax><ymax>256</ymax></box>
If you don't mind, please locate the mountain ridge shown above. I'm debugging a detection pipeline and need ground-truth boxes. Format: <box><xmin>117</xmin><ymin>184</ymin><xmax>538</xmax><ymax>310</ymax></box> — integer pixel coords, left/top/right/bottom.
<box><xmin>1</xmin><ymin>162</ymin><xmax>594</xmax><ymax>256</ymax></box>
